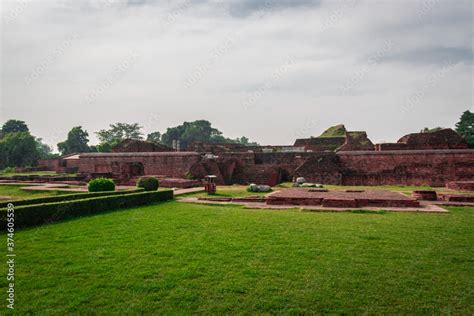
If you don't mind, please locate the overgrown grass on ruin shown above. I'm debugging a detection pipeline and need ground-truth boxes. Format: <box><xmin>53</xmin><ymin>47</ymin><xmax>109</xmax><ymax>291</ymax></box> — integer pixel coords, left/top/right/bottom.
<box><xmin>0</xmin><ymin>184</ymin><xmax>76</xmax><ymax>200</ymax></box>
<box><xmin>277</xmin><ymin>182</ymin><xmax>436</xmax><ymax>191</ymax></box>
<box><xmin>2</xmin><ymin>201</ymin><xmax>473</xmax><ymax>314</ymax></box>
<box><xmin>180</xmin><ymin>185</ymin><xmax>270</xmax><ymax>198</ymax></box>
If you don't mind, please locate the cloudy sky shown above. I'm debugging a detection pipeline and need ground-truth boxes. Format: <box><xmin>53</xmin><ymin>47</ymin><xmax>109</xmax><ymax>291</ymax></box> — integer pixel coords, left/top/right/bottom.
<box><xmin>1</xmin><ymin>0</ymin><xmax>472</xmax><ymax>149</ymax></box>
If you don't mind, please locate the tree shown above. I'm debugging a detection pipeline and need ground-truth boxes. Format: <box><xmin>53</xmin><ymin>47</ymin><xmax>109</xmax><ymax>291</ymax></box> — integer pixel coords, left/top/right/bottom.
<box><xmin>96</xmin><ymin>123</ymin><xmax>144</xmax><ymax>151</ymax></box>
<box><xmin>161</xmin><ymin>120</ymin><xmax>258</xmax><ymax>148</ymax></box>
<box><xmin>0</xmin><ymin>132</ymin><xmax>40</xmax><ymax>168</ymax></box>
<box><xmin>455</xmin><ymin>110</ymin><xmax>474</xmax><ymax>148</ymax></box>
<box><xmin>57</xmin><ymin>126</ymin><xmax>91</xmax><ymax>155</ymax></box>
<box><xmin>36</xmin><ymin>137</ymin><xmax>57</xmax><ymax>160</ymax></box>
<box><xmin>1</xmin><ymin>119</ymin><xmax>29</xmax><ymax>137</ymax></box>
<box><xmin>146</xmin><ymin>131</ymin><xmax>161</xmax><ymax>144</ymax></box>
<box><xmin>420</xmin><ymin>127</ymin><xmax>443</xmax><ymax>133</ymax></box>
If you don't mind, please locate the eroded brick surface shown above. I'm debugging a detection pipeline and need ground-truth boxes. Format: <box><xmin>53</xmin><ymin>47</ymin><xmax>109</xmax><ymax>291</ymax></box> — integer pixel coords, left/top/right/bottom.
<box><xmin>267</xmin><ymin>188</ymin><xmax>420</xmax><ymax>208</ymax></box>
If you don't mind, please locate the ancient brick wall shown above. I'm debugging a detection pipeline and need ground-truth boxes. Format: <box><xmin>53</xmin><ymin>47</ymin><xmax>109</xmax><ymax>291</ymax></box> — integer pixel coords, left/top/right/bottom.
<box><xmin>294</xmin><ymin>153</ymin><xmax>343</xmax><ymax>184</ymax></box>
<box><xmin>337</xmin><ymin>132</ymin><xmax>374</xmax><ymax>151</ymax></box>
<box><xmin>338</xmin><ymin>150</ymin><xmax>474</xmax><ymax>186</ymax></box>
<box><xmin>77</xmin><ymin>152</ymin><xmax>201</xmax><ymax>179</ymax></box>
<box><xmin>396</xmin><ymin>129</ymin><xmax>468</xmax><ymax>150</ymax></box>
<box><xmin>374</xmin><ymin>143</ymin><xmax>408</xmax><ymax>151</ymax></box>
<box><xmin>294</xmin><ymin>137</ymin><xmax>345</xmax><ymax>152</ymax></box>
<box><xmin>72</xmin><ymin>149</ymin><xmax>474</xmax><ymax>187</ymax></box>
<box><xmin>38</xmin><ymin>158</ymin><xmax>62</xmax><ymax>172</ymax></box>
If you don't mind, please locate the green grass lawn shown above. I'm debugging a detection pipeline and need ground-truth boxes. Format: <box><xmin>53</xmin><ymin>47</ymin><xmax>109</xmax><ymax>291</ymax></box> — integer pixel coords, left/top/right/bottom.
<box><xmin>0</xmin><ymin>171</ymin><xmax>65</xmax><ymax>177</ymax></box>
<box><xmin>2</xmin><ymin>201</ymin><xmax>473</xmax><ymax>314</ymax></box>
<box><xmin>0</xmin><ymin>184</ymin><xmax>75</xmax><ymax>200</ymax></box>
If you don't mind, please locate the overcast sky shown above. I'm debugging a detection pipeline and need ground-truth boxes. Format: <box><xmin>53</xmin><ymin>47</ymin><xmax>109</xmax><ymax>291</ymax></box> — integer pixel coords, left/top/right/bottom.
<box><xmin>1</xmin><ymin>0</ymin><xmax>472</xmax><ymax>149</ymax></box>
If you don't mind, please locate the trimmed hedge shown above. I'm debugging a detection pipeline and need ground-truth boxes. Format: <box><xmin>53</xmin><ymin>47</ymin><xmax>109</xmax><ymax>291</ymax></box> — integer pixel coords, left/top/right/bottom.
<box><xmin>0</xmin><ymin>190</ymin><xmax>174</xmax><ymax>229</ymax></box>
<box><xmin>88</xmin><ymin>178</ymin><xmax>115</xmax><ymax>192</ymax></box>
<box><xmin>0</xmin><ymin>189</ymin><xmax>144</xmax><ymax>208</ymax></box>
<box><xmin>137</xmin><ymin>177</ymin><xmax>159</xmax><ymax>191</ymax></box>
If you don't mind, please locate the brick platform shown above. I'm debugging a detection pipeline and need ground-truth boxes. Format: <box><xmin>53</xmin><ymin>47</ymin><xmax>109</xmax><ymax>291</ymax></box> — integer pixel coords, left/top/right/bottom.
<box><xmin>266</xmin><ymin>188</ymin><xmax>420</xmax><ymax>208</ymax></box>
<box><xmin>446</xmin><ymin>181</ymin><xmax>474</xmax><ymax>191</ymax></box>
<box><xmin>159</xmin><ymin>178</ymin><xmax>201</xmax><ymax>189</ymax></box>
<box><xmin>440</xmin><ymin>194</ymin><xmax>474</xmax><ymax>203</ymax></box>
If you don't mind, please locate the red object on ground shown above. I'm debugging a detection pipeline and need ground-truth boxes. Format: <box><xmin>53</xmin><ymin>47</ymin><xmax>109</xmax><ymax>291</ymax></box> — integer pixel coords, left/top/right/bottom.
<box><xmin>204</xmin><ymin>175</ymin><xmax>217</xmax><ymax>194</ymax></box>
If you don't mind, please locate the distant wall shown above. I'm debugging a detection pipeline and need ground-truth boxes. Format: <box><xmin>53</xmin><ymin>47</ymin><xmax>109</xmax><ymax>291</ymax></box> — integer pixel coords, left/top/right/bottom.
<box><xmin>78</xmin><ymin>152</ymin><xmax>201</xmax><ymax>178</ymax></box>
<box><xmin>338</xmin><ymin>150</ymin><xmax>474</xmax><ymax>186</ymax></box>
<box><xmin>69</xmin><ymin>149</ymin><xmax>474</xmax><ymax>187</ymax></box>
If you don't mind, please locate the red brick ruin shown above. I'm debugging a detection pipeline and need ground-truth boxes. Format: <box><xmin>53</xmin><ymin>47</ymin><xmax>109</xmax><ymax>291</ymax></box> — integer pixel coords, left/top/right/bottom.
<box><xmin>38</xmin><ymin>126</ymin><xmax>473</xmax><ymax>188</ymax></box>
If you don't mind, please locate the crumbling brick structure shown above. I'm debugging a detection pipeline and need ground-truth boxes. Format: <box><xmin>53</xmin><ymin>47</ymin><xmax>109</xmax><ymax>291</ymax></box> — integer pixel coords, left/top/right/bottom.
<box><xmin>294</xmin><ymin>137</ymin><xmax>345</xmax><ymax>152</ymax></box>
<box><xmin>39</xmin><ymin>127</ymin><xmax>473</xmax><ymax>188</ymax></box>
<box><xmin>375</xmin><ymin>129</ymin><xmax>468</xmax><ymax>151</ymax></box>
<box><xmin>337</xmin><ymin>132</ymin><xmax>374</xmax><ymax>151</ymax></box>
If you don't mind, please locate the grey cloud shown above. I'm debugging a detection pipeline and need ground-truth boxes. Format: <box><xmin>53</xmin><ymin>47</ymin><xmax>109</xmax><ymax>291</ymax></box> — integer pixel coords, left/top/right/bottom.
<box><xmin>1</xmin><ymin>0</ymin><xmax>472</xmax><ymax>147</ymax></box>
<box><xmin>221</xmin><ymin>0</ymin><xmax>321</xmax><ymax>17</ymax></box>
<box><xmin>383</xmin><ymin>47</ymin><xmax>473</xmax><ymax>65</ymax></box>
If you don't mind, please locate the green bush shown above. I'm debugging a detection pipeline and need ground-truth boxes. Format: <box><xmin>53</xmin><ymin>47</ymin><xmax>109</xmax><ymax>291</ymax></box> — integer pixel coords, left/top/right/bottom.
<box><xmin>0</xmin><ymin>190</ymin><xmax>174</xmax><ymax>229</ymax></box>
<box><xmin>0</xmin><ymin>167</ymin><xmax>15</xmax><ymax>174</ymax></box>
<box><xmin>0</xmin><ymin>188</ymin><xmax>143</xmax><ymax>208</ymax></box>
<box><xmin>137</xmin><ymin>177</ymin><xmax>159</xmax><ymax>191</ymax></box>
<box><xmin>88</xmin><ymin>178</ymin><xmax>115</xmax><ymax>192</ymax></box>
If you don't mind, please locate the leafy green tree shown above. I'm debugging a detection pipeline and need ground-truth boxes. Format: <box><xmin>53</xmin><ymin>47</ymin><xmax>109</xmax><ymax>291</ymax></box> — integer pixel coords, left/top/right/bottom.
<box><xmin>234</xmin><ymin>136</ymin><xmax>259</xmax><ymax>146</ymax></box>
<box><xmin>146</xmin><ymin>131</ymin><xmax>161</xmax><ymax>144</ymax></box>
<box><xmin>57</xmin><ymin>126</ymin><xmax>91</xmax><ymax>155</ymax></box>
<box><xmin>1</xmin><ymin>119</ymin><xmax>29</xmax><ymax>138</ymax></box>
<box><xmin>96</xmin><ymin>142</ymin><xmax>113</xmax><ymax>153</ymax></box>
<box><xmin>36</xmin><ymin>138</ymin><xmax>57</xmax><ymax>159</ymax></box>
<box><xmin>0</xmin><ymin>132</ymin><xmax>40</xmax><ymax>168</ymax></box>
<box><xmin>161</xmin><ymin>120</ymin><xmax>258</xmax><ymax>148</ymax></box>
<box><xmin>96</xmin><ymin>123</ymin><xmax>144</xmax><ymax>151</ymax></box>
<box><xmin>455</xmin><ymin>110</ymin><xmax>474</xmax><ymax>148</ymax></box>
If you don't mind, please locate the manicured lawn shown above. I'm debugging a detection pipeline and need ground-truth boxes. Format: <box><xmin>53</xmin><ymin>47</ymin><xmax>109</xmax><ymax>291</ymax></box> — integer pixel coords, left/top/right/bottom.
<box><xmin>2</xmin><ymin>201</ymin><xmax>473</xmax><ymax>314</ymax></box>
<box><xmin>0</xmin><ymin>184</ymin><xmax>75</xmax><ymax>200</ymax></box>
<box><xmin>0</xmin><ymin>171</ymin><xmax>71</xmax><ymax>177</ymax></box>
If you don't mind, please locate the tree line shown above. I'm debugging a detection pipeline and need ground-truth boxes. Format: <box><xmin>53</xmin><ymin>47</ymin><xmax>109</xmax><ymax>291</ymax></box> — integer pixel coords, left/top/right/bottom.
<box><xmin>0</xmin><ymin>111</ymin><xmax>473</xmax><ymax>170</ymax></box>
<box><xmin>0</xmin><ymin>119</ymin><xmax>259</xmax><ymax>169</ymax></box>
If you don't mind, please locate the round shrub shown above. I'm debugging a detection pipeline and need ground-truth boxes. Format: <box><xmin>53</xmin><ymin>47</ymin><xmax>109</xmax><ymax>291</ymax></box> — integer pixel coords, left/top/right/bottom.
<box><xmin>88</xmin><ymin>178</ymin><xmax>115</xmax><ymax>192</ymax></box>
<box><xmin>137</xmin><ymin>177</ymin><xmax>159</xmax><ymax>191</ymax></box>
